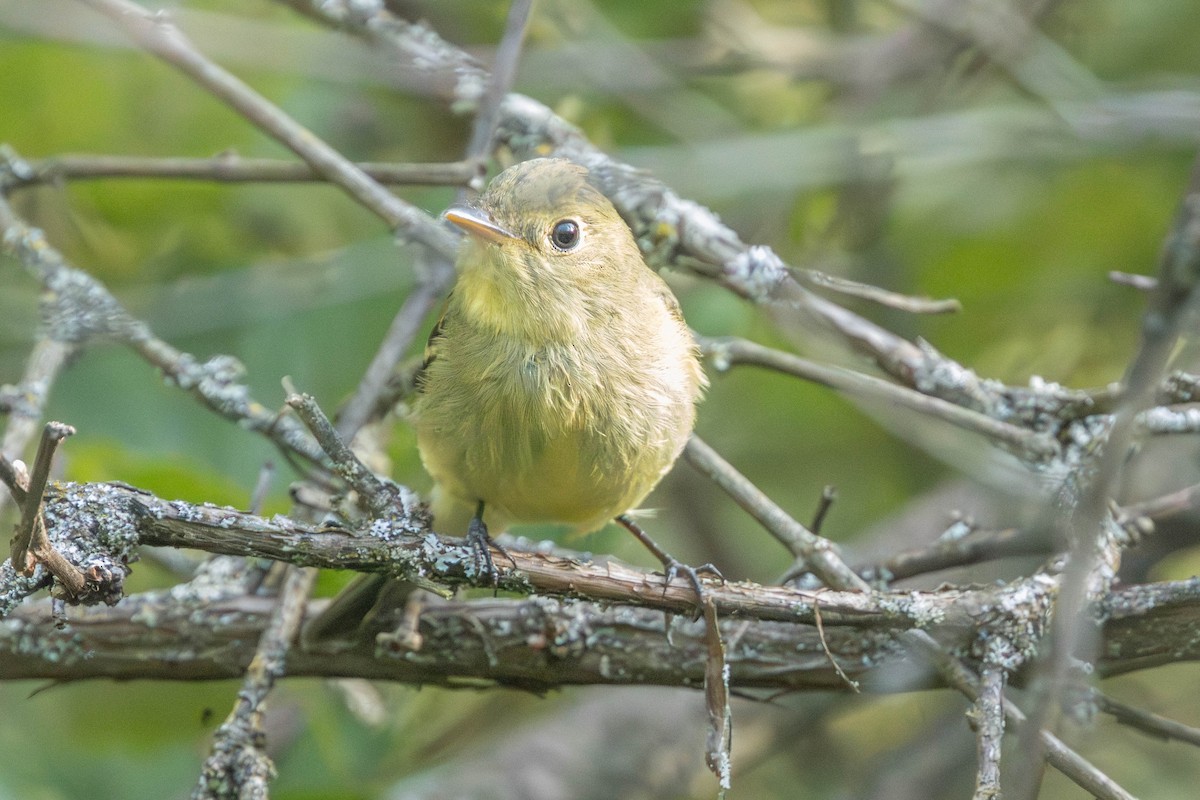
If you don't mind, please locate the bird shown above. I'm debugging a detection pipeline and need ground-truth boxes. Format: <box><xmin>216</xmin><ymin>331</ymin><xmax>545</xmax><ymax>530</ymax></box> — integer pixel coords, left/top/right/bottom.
<box><xmin>416</xmin><ymin>157</ymin><xmax>707</xmax><ymax>559</ymax></box>
<box><xmin>305</xmin><ymin>158</ymin><xmax>712</xmax><ymax>646</ymax></box>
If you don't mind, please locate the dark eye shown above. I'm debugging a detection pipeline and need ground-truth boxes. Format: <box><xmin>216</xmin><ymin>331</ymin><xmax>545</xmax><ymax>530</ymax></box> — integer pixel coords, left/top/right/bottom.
<box><xmin>549</xmin><ymin>219</ymin><xmax>581</xmax><ymax>251</ymax></box>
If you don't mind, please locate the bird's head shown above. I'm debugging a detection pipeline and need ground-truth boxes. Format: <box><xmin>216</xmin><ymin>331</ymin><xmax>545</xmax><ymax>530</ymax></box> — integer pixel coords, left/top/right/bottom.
<box><xmin>443</xmin><ymin>158</ymin><xmax>644</xmax><ymax>292</ymax></box>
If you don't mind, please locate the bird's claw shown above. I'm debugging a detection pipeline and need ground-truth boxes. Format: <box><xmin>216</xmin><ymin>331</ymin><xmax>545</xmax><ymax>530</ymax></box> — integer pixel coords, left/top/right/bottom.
<box><xmin>662</xmin><ymin>559</ymin><xmax>724</xmax><ymax>620</ymax></box>
<box><xmin>466</xmin><ymin>516</ymin><xmax>515</xmax><ymax>590</ymax></box>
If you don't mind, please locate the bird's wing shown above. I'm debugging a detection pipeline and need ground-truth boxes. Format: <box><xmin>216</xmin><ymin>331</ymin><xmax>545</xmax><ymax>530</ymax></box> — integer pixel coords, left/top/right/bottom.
<box><xmin>653</xmin><ymin>281</ymin><xmax>688</xmax><ymax>325</ymax></box>
<box><xmin>413</xmin><ymin>292</ymin><xmax>451</xmax><ymax>393</ymax></box>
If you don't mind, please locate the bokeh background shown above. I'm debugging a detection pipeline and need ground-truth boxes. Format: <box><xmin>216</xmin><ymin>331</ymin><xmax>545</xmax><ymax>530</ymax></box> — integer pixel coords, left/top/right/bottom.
<box><xmin>2</xmin><ymin>1</ymin><xmax>1199</xmax><ymax>798</ymax></box>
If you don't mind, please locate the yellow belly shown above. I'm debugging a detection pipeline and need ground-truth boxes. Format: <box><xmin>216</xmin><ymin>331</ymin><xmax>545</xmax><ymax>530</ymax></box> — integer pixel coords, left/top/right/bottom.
<box><xmin>411</xmin><ymin>295</ymin><xmax>700</xmax><ymax>538</ymax></box>
<box><xmin>417</xmin><ymin>417</ymin><xmax>656</xmax><ymax>536</ymax></box>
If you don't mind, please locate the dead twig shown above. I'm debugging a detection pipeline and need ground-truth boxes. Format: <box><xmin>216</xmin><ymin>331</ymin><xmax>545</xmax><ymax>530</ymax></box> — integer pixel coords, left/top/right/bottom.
<box><xmin>8</xmin><ymin>423</ymin><xmax>85</xmax><ymax>597</ymax></box>
<box><xmin>4</xmin><ymin>152</ymin><xmax>477</xmax><ymax>189</ymax></box>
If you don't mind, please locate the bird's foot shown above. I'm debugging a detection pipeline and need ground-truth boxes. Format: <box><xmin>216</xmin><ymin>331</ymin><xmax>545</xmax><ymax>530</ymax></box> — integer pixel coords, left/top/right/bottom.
<box><xmin>466</xmin><ymin>515</ymin><xmax>515</xmax><ymax>590</ymax></box>
<box><xmin>661</xmin><ymin>558</ymin><xmax>725</xmax><ymax>617</ymax></box>
<box><xmin>616</xmin><ymin>513</ymin><xmax>724</xmax><ymax>618</ymax></box>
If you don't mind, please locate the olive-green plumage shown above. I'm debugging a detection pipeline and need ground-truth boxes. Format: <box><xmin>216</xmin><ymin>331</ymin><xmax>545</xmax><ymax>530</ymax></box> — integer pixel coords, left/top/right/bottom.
<box><xmin>415</xmin><ymin>158</ymin><xmax>706</xmax><ymax>536</ymax></box>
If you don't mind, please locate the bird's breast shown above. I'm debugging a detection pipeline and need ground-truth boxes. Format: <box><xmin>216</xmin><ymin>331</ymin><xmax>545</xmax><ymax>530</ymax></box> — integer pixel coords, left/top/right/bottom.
<box><xmin>414</xmin><ymin>325</ymin><xmax>695</xmax><ymax>533</ymax></box>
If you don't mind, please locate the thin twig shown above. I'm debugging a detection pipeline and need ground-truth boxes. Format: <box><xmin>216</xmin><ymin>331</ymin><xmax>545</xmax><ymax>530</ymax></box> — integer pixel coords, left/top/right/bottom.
<box><xmin>800</xmin><ymin>268</ymin><xmax>962</xmax><ymax>314</ymax></box>
<box><xmin>698</xmin><ymin>335</ymin><xmax>1057</xmax><ymax>460</ymax></box>
<box><xmin>6</xmin><ymin>153</ymin><xmax>477</xmax><ymax>190</ymax></box>
<box><xmin>683</xmin><ymin>436</ymin><xmax>870</xmax><ymax>593</ymax></box>
<box><xmin>855</xmin><ymin>527</ymin><xmax>1051</xmax><ymax>584</ymax></box>
<box><xmin>812</xmin><ymin>595</ymin><xmax>860</xmax><ymax>692</ymax></box>
<box><xmin>810</xmin><ymin>486</ymin><xmax>837</xmax><ymax>535</ymax></box>
<box><xmin>9</xmin><ymin>423</ymin><xmax>75</xmax><ymax>567</ymax></box>
<box><xmin>9</xmin><ymin>423</ymin><xmax>85</xmax><ymax>597</ymax></box>
<box><xmin>1095</xmin><ymin>691</ymin><xmax>1200</xmax><ymax>747</ymax></box>
<box><xmin>286</xmin><ymin>392</ymin><xmax>410</xmax><ymax>519</ymax></box>
<box><xmin>334</xmin><ymin>262</ymin><xmax>453</xmax><ymax>441</ymax></box>
<box><xmin>462</xmin><ymin>0</ymin><xmax>535</xmax><ymax>178</ymax></box>
<box><xmin>1120</xmin><ymin>481</ymin><xmax>1200</xmax><ymax>520</ymax></box>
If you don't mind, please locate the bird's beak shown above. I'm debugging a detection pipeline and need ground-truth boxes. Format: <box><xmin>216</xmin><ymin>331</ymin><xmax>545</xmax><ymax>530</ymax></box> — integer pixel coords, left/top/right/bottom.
<box><xmin>442</xmin><ymin>205</ymin><xmax>518</xmax><ymax>244</ymax></box>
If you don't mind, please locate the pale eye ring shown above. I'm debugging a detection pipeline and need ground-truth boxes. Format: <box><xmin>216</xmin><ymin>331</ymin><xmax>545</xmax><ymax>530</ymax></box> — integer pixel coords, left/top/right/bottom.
<box><xmin>549</xmin><ymin>219</ymin><xmax>582</xmax><ymax>251</ymax></box>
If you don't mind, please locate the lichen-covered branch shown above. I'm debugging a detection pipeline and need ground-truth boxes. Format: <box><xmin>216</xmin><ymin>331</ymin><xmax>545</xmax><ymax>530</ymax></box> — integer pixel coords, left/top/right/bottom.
<box><xmin>0</xmin><ymin>175</ymin><xmax>328</xmax><ymax>468</ymax></box>
<box><xmin>0</xmin><ymin>577</ymin><xmax>1195</xmax><ymax>689</ymax></box>
<box><xmin>26</xmin><ymin>480</ymin><xmax>978</xmax><ymax>629</ymax></box>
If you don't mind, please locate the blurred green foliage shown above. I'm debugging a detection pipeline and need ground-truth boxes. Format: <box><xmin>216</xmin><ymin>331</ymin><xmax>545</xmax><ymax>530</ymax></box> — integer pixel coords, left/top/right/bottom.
<box><xmin>2</xmin><ymin>0</ymin><xmax>1200</xmax><ymax>798</ymax></box>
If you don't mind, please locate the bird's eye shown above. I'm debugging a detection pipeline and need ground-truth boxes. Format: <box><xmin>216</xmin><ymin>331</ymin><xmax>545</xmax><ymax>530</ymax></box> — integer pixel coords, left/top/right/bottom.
<box><xmin>549</xmin><ymin>219</ymin><xmax>581</xmax><ymax>251</ymax></box>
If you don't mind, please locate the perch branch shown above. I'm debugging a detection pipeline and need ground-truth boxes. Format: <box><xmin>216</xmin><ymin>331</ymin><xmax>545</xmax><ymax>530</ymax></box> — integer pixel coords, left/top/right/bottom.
<box><xmin>10</xmin><ymin>479</ymin><xmax>1056</xmax><ymax>631</ymax></box>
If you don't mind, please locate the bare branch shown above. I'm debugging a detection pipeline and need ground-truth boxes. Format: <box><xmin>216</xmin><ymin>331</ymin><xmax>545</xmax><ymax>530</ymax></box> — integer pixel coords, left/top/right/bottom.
<box><xmin>698</xmin><ymin>335</ymin><xmax>1057</xmax><ymax>461</ymax></box>
<box><xmin>971</xmin><ymin>664</ymin><xmax>1005</xmax><ymax>800</ymax></box>
<box><xmin>856</xmin><ymin>526</ymin><xmax>1050</xmax><ymax>584</ymax></box>
<box><xmin>79</xmin><ymin>0</ymin><xmax>458</xmax><ymax>256</ymax></box>
<box><xmin>0</xmin><ymin>579</ymin><xmax>1196</xmax><ymax>691</ymax></box>
<box><xmin>193</xmin><ymin>566</ymin><xmax>315</xmax><ymax>800</ymax></box>
<box><xmin>1095</xmin><ymin>691</ymin><xmax>1200</xmax><ymax>747</ymax></box>
<box><xmin>462</xmin><ymin>0</ymin><xmax>535</xmax><ymax>176</ymax></box>
<box><xmin>8</xmin><ymin>423</ymin><xmax>86</xmax><ymax>597</ymax></box>
<box><xmin>1015</xmin><ymin>150</ymin><xmax>1200</xmax><ymax>798</ymax></box>
<box><xmin>4</xmin><ymin>153</ymin><xmax>477</xmax><ymax>189</ymax></box>
<box><xmin>683</xmin><ymin>436</ymin><xmax>870</xmax><ymax>592</ymax></box>
<box><xmin>800</xmin><ymin>268</ymin><xmax>962</xmax><ymax>314</ymax></box>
